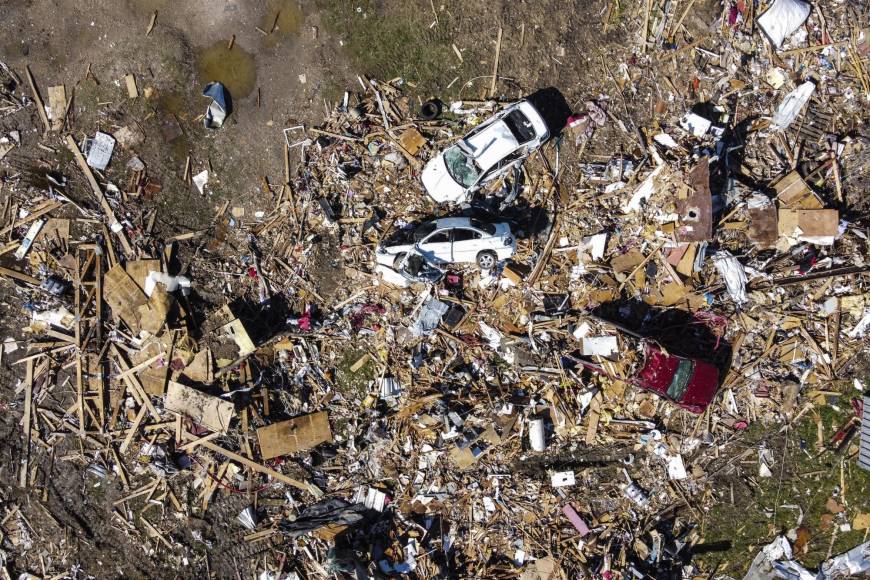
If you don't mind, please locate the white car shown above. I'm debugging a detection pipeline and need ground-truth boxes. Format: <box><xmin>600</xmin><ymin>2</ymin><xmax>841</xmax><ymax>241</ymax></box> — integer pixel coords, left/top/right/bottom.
<box><xmin>376</xmin><ymin>217</ymin><xmax>516</xmax><ymax>272</ymax></box>
<box><xmin>421</xmin><ymin>100</ymin><xmax>550</xmax><ymax>204</ymax></box>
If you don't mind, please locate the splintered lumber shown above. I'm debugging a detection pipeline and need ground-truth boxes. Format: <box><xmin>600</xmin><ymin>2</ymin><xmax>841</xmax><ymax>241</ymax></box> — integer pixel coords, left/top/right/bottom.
<box><xmin>119</xmin><ymin>405</ymin><xmax>147</xmax><ymax>454</ymax></box>
<box><xmin>112</xmin><ymin>345</ymin><xmax>160</xmax><ymax>419</ymax></box>
<box><xmin>64</xmin><ymin>135</ymin><xmax>135</xmax><ymax>256</ymax></box>
<box><xmin>0</xmin><ymin>200</ymin><xmax>63</xmax><ymax>237</ymax></box>
<box><xmin>181</xmin><ymin>433</ymin><xmax>323</xmax><ymax>498</ymax></box>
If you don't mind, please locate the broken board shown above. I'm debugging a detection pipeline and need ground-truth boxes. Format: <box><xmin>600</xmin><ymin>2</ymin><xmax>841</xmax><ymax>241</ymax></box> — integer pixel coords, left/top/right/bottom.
<box><xmin>104</xmin><ymin>264</ymin><xmax>149</xmax><ymax>332</ymax></box>
<box><xmin>256</xmin><ymin>411</ymin><xmax>332</xmax><ymax>459</ymax></box>
<box><xmin>778</xmin><ymin>209</ymin><xmax>839</xmax><ymax>245</ymax></box>
<box><xmin>678</xmin><ymin>159</ymin><xmax>713</xmax><ymax>242</ymax></box>
<box><xmin>165</xmin><ymin>381</ymin><xmax>235</xmax><ymax>433</ymax></box>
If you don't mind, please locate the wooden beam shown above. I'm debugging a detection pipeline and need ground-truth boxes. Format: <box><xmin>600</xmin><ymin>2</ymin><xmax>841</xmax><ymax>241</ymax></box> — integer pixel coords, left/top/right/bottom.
<box><xmin>115</xmin><ymin>352</ymin><xmax>164</xmax><ymax>380</ymax></box>
<box><xmin>0</xmin><ymin>266</ymin><xmax>40</xmax><ymax>286</ymax></box>
<box><xmin>177</xmin><ymin>431</ymin><xmax>221</xmax><ymax>452</ymax></box>
<box><xmin>119</xmin><ymin>404</ymin><xmax>147</xmax><ymax>453</ymax></box>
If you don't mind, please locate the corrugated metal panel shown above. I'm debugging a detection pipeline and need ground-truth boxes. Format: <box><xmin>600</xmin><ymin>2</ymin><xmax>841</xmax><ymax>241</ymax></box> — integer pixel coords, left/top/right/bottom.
<box><xmin>859</xmin><ymin>395</ymin><xmax>870</xmax><ymax>471</ymax></box>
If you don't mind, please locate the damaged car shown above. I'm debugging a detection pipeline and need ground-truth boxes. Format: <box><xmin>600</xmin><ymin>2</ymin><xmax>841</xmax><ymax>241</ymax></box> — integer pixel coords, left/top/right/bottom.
<box><xmin>422</xmin><ymin>99</ymin><xmax>551</xmax><ymax>204</ymax></box>
<box><xmin>566</xmin><ymin>316</ymin><xmax>721</xmax><ymax>414</ymax></box>
<box><xmin>375</xmin><ymin>217</ymin><xmax>516</xmax><ymax>284</ymax></box>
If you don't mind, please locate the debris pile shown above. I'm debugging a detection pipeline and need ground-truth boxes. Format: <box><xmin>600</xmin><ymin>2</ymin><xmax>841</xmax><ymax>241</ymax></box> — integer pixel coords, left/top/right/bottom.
<box><xmin>0</xmin><ymin>1</ymin><xmax>869</xmax><ymax>577</ymax></box>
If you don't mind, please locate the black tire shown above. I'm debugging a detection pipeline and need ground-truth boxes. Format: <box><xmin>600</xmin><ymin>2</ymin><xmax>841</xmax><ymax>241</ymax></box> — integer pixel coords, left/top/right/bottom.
<box><xmin>419</xmin><ymin>99</ymin><xmax>442</xmax><ymax>120</ymax></box>
<box><xmin>476</xmin><ymin>250</ymin><xmax>497</xmax><ymax>270</ymax></box>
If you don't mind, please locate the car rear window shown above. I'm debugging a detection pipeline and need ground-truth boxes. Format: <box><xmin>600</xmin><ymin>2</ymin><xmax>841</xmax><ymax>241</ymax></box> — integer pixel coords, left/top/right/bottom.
<box><xmin>413</xmin><ymin>222</ymin><xmax>437</xmax><ymax>242</ymax></box>
<box><xmin>503</xmin><ymin>109</ymin><xmax>536</xmax><ymax>144</ymax></box>
<box><xmin>666</xmin><ymin>359</ymin><xmax>696</xmax><ymax>401</ymax></box>
<box><xmin>469</xmin><ymin>219</ymin><xmax>496</xmax><ymax>235</ymax></box>
<box><xmin>453</xmin><ymin>228</ymin><xmax>481</xmax><ymax>242</ymax></box>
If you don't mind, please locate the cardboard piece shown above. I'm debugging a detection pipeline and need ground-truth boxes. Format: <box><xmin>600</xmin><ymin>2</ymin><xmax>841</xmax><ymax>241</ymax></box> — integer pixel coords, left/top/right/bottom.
<box><xmin>256</xmin><ymin>411</ymin><xmax>333</xmax><ymax>459</ymax></box>
<box><xmin>675</xmin><ymin>243</ymin><xmax>698</xmax><ymax>277</ymax></box>
<box><xmin>138</xmin><ymin>285</ymin><xmax>171</xmax><ymax>335</ymax></box>
<box><xmin>678</xmin><ymin>159</ymin><xmax>713</xmax><ymax>242</ymax></box>
<box><xmin>610</xmin><ymin>249</ymin><xmax>644</xmax><ymax>274</ymax></box>
<box><xmin>218</xmin><ymin>305</ymin><xmax>256</xmax><ymax>357</ymax></box>
<box><xmin>398</xmin><ymin>128</ymin><xmax>427</xmax><ymax>156</ymax></box>
<box><xmin>132</xmin><ymin>336</ymin><xmax>172</xmax><ymax>396</ymax></box>
<box><xmin>165</xmin><ymin>381</ymin><xmax>235</xmax><ymax>433</ymax></box>
<box><xmin>183</xmin><ymin>348</ymin><xmax>214</xmax><ymax>383</ymax></box>
<box><xmin>104</xmin><ymin>264</ymin><xmax>171</xmax><ymax>334</ymax></box>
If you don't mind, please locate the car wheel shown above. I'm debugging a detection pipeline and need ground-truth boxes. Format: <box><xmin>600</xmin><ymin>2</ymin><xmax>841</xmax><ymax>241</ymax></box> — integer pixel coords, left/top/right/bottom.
<box><xmin>476</xmin><ymin>251</ymin><xmax>497</xmax><ymax>270</ymax></box>
<box><xmin>392</xmin><ymin>253</ymin><xmax>407</xmax><ymax>269</ymax></box>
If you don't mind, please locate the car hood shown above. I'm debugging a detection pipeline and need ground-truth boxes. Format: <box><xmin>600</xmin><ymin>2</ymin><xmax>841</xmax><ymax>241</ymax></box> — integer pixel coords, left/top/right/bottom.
<box><xmin>422</xmin><ymin>154</ymin><xmax>467</xmax><ymax>204</ymax></box>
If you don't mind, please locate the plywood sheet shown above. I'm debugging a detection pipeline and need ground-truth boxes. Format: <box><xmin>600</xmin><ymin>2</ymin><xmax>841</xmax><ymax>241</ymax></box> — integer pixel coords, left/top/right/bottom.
<box><xmin>257</xmin><ymin>412</ymin><xmax>332</xmax><ymax>459</ymax></box>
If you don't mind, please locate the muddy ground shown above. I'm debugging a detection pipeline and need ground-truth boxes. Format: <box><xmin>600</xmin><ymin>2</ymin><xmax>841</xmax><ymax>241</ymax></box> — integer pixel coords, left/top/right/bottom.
<box><xmin>2</xmin><ymin>0</ymin><xmax>865</xmax><ymax>578</ymax></box>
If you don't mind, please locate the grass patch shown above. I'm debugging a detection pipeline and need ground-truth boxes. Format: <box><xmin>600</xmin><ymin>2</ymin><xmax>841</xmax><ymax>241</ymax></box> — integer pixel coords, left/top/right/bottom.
<box><xmin>334</xmin><ymin>347</ymin><xmax>376</xmax><ymax>400</ymax></box>
<box><xmin>697</xmin><ymin>388</ymin><xmax>870</xmax><ymax>575</ymax></box>
<box><xmin>317</xmin><ymin>0</ymin><xmax>472</xmax><ymax>97</ymax></box>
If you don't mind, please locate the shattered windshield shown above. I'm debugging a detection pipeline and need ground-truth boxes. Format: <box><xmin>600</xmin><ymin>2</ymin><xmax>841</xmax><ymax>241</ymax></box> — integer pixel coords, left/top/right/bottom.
<box><xmin>444</xmin><ymin>145</ymin><xmax>480</xmax><ymax>188</ymax></box>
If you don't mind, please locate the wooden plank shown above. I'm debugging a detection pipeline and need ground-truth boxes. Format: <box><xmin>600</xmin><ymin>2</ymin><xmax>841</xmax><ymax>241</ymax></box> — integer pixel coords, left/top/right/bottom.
<box><xmin>115</xmin><ymin>352</ymin><xmax>164</xmax><ymax>380</ymax></box>
<box><xmin>124</xmin><ymin>74</ymin><xmax>138</xmax><ymax>98</ymax></box>
<box><xmin>177</xmin><ymin>431</ymin><xmax>221</xmax><ymax>452</ymax></box>
<box><xmin>0</xmin><ymin>266</ymin><xmax>41</xmax><ymax>286</ymax></box>
<box><xmin>25</xmin><ymin>65</ymin><xmax>51</xmax><ymax>132</ymax></box>
<box><xmin>489</xmin><ymin>27</ymin><xmax>503</xmax><ymax>97</ymax></box>
<box><xmin>585</xmin><ymin>392</ymin><xmax>602</xmax><ymax>445</ymax></box>
<box><xmin>19</xmin><ymin>359</ymin><xmax>34</xmax><ymax>487</ymax></box>
<box><xmin>47</xmin><ymin>85</ymin><xmax>66</xmax><ymax>131</ymax></box>
<box><xmin>64</xmin><ymin>135</ymin><xmax>135</xmax><ymax>256</ymax></box>
<box><xmin>112</xmin><ymin>346</ymin><xmax>160</xmax><ymax>419</ymax></box>
<box><xmin>112</xmin><ymin>480</ymin><xmax>159</xmax><ymax>505</ymax></box>
<box><xmin>181</xmin><ymin>434</ymin><xmax>323</xmax><ymax>498</ymax></box>
<box><xmin>0</xmin><ymin>200</ymin><xmax>63</xmax><ymax>237</ymax></box>
<box><xmin>119</xmin><ymin>404</ymin><xmax>147</xmax><ymax>453</ymax></box>
<box><xmin>109</xmin><ymin>445</ymin><xmax>130</xmax><ymax>490</ymax></box>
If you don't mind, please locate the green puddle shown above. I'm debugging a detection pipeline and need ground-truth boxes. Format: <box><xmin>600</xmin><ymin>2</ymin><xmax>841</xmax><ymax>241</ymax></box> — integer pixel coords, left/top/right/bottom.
<box><xmin>196</xmin><ymin>42</ymin><xmax>258</xmax><ymax>100</ymax></box>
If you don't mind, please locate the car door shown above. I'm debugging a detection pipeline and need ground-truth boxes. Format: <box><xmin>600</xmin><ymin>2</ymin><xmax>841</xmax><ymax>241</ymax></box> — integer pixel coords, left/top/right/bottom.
<box><xmin>476</xmin><ymin>149</ymin><xmax>525</xmax><ymax>188</ymax></box>
<box><xmin>418</xmin><ymin>229</ymin><xmax>453</xmax><ymax>264</ymax></box>
<box><xmin>451</xmin><ymin>228</ymin><xmax>483</xmax><ymax>262</ymax></box>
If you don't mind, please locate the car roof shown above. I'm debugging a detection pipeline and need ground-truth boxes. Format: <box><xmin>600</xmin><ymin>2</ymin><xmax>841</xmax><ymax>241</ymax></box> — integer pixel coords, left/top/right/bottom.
<box><xmin>434</xmin><ymin>217</ymin><xmax>473</xmax><ymax>229</ymax></box>
<box><xmin>464</xmin><ymin>120</ymin><xmax>519</xmax><ymax>172</ymax></box>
